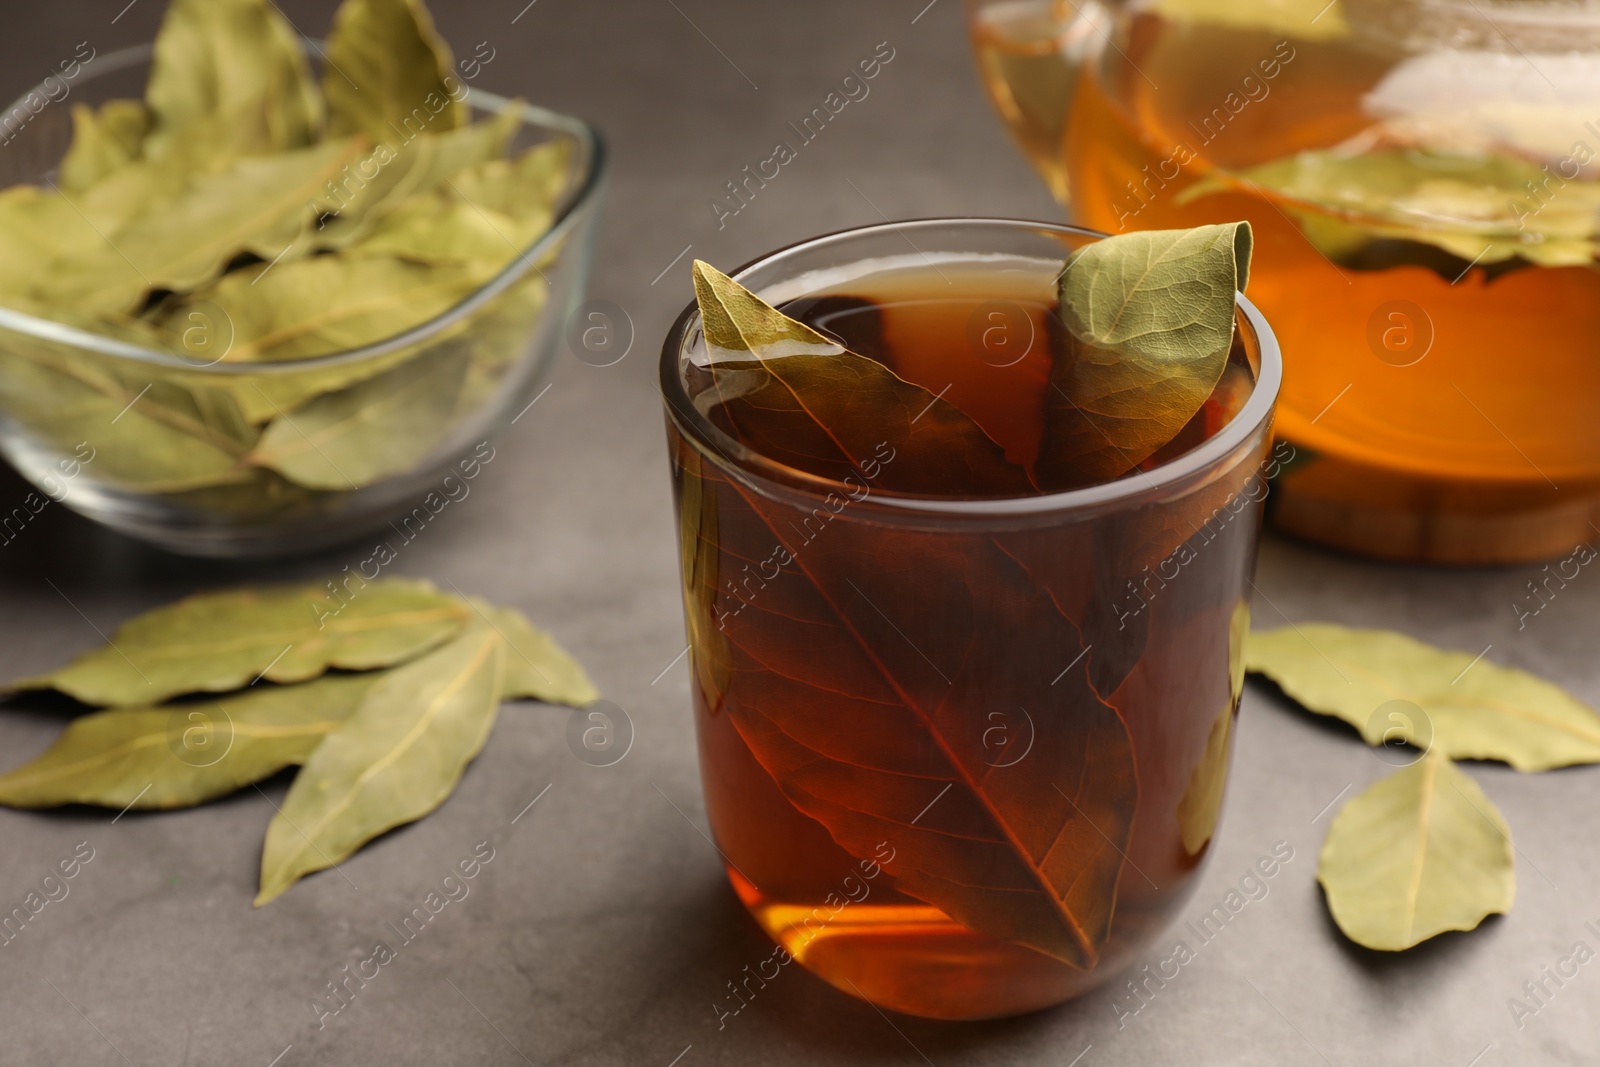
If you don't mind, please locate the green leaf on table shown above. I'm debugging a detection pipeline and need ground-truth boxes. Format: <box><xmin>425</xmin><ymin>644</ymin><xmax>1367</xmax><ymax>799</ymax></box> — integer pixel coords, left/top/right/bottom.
<box><xmin>323</xmin><ymin>0</ymin><xmax>467</xmax><ymax>143</ymax></box>
<box><xmin>1318</xmin><ymin>752</ymin><xmax>1514</xmax><ymax>950</ymax></box>
<box><xmin>247</xmin><ymin>347</ymin><xmax>470</xmax><ymax>490</ymax></box>
<box><xmin>1041</xmin><ymin>222</ymin><xmax>1250</xmax><ymax>487</ymax></box>
<box><xmin>59</xmin><ymin>100</ymin><xmax>151</xmax><ymax>192</ymax></box>
<box><xmin>143</xmin><ymin>0</ymin><xmax>322</xmax><ymax>168</ymax></box>
<box><xmin>474</xmin><ymin>601</ymin><xmax>599</xmax><ymax>705</ymax></box>
<box><xmin>0</xmin><ymin>674</ymin><xmax>374</xmax><ymax>811</ymax></box>
<box><xmin>690</xmin><ymin>260</ymin><xmax>1034</xmax><ymax>496</ymax></box>
<box><xmin>11</xmin><ymin>578</ymin><xmax>469</xmax><ymax>707</ymax></box>
<box><xmin>1247</xmin><ymin>624</ymin><xmax>1600</xmax><ymax>771</ymax></box>
<box><xmin>1178</xmin><ymin>149</ymin><xmax>1600</xmax><ymax>269</ymax></box>
<box><xmin>255</xmin><ymin>613</ymin><xmax>506</xmax><ymax>904</ymax></box>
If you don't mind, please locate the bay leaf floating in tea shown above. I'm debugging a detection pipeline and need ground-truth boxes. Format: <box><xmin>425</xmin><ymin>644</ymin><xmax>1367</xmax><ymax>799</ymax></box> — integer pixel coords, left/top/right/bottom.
<box><xmin>0</xmin><ymin>673</ymin><xmax>374</xmax><ymax>811</ymax></box>
<box><xmin>1176</xmin><ymin>701</ymin><xmax>1234</xmax><ymax>856</ymax></box>
<box><xmin>1318</xmin><ymin>752</ymin><xmax>1514</xmax><ymax>951</ymax></box>
<box><xmin>690</xmin><ymin>260</ymin><xmax>1033</xmax><ymax>496</ymax></box>
<box><xmin>0</xmin><ymin>0</ymin><xmax>573</xmax><ymax>499</ymax></box>
<box><xmin>254</xmin><ymin>614</ymin><xmax>505</xmax><ymax>905</ymax></box>
<box><xmin>1043</xmin><ymin>222</ymin><xmax>1251</xmax><ymax>487</ymax></box>
<box><xmin>1247</xmin><ymin>624</ymin><xmax>1600</xmax><ymax>771</ymax></box>
<box><xmin>12</xmin><ymin>578</ymin><xmax>469</xmax><ymax>707</ymax></box>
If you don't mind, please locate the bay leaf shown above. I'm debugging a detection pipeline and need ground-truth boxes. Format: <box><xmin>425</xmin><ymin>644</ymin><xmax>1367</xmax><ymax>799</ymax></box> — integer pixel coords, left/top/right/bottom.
<box><xmin>12</xmin><ymin>578</ymin><xmax>469</xmax><ymax>707</ymax></box>
<box><xmin>0</xmin><ymin>674</ymin><xmax>373</xmax><ymax>811</ymax></box>
<box><xmin>440</xmin><ymin>139</ymin><xmax>571</xmax><ymax>222</ymax></box>
<box><xmin>0</xmin><ymin>185</ymin><xmax>116</xmax><ymax>300</ymax></box>
<box><xmin>346</xmin><ymin>196</ymin><xmax>530</xmax><ymax>267</ymax></box>
<box><xmin>194</xmin><ymin>254</ymin><xmax>490</xmax><ymax>363</ymax></box>
<box><xmin>1318</xmin><ymin>752</ymin><xmax>1514</xmax><ymax>950</ymax></box>
<box><xmin>255</xmin><ymin>614</ymin><xmax>506</xmax><ymax>904</ymax></box>
<box><xmin>310</xmin><ymin>105</ymin><xmax>522</xmax><ymax>250</ymax></box>
<box><xmin>705</xmin><ymin>474</ymin><xmax>1138</xmax><ymax>966</ymax></box>
<box><xmin>40</xmin><ymin>138</ymin><xmax>367</xmax><ymax>315</ymax></box>
<box><xmin>345</xmin><ymin>139</ymin><xmax>569</xmax><ymax>267</ymax></box>
<box><xmin>1176</xmin><ymin>702</ymin><xmax>1233</xmax><ymax>855</ymax></box>
<box><xmin>1247</xmin><ymin>624</ymin><xmax>1600</xmax><ymax>771</ymax></box>
<box><xmin>690</xmin><ymin>260</ymin><xmax>1034</xmax><ymax>496</ymax></box>
<box><xmin>246</xmin><ymin>347</ymin><xmax>470</xmax><ymax>490</ymax></box>
<box><xmin>323</xmin><ymin>0</ymin><xmax>466</xmax><ymax>144</ymax></box>
<box><xmin>143</xmin><ymin>0</ymin><xmax>322</xmax><ymax>168</ymax></box>
<box><xmin>476</xmin><ymin>601</ymin><xmax>599</xmax><ymax>705</ymax></box>
<box><xmin>1178</xmin><ymin>149</ymin><xmax>1600</xmax><ymax>269</ymax></box>
<box><xmin>1041</xmin><ymin>222</ymin><xmax>1251</xmax><ymax>487</ymax></box>
<box><xmin>0</xmin><ymin>347</ymin><xmax>251</xmax><ymax>493</ymax></box>
<box><xmin>59</xmin><ymin>100</ymin><xmax>151</xmax><ymax>192</ymax></box>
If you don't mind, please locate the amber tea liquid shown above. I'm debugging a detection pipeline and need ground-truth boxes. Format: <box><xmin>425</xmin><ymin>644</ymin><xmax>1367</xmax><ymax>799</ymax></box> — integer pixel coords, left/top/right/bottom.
<box><xmin>668</xmin><ymin>254</ymin><xmax>1270</xmax><ymax>1018</ymax></box>
<box><xmin>970</xmin><ymin>1</ymin><xmax>1600</xmax><ymax>562</ymax></box>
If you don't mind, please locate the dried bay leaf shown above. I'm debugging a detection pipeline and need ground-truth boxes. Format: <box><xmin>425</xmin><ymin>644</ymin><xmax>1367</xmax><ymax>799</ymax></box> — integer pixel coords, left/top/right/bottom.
<box><xmin>1041</xmin><ymin>223</ymin><xmax>1251</xmax><ymax>487</ymax></box>
<box><xmin>309</xmin><ymin>107</ymin><xmax>523</xmax><ymax>250</ymax></box>
<box><xmin>59</xmin><ymin>100</ymin><xmax>151</xmax><ymax>192</ymax></box>
<box><xmin>478</xmin><ymin>602</ymin><xmax>599</xmax><ymax>705</ymax></box>
<box><xmin>691</xmin><ymin>261</ymin><xmax>1034</xmax><ymax>496</ymax></box>
<box><xmin>39</xmin><ymin>138</ymin><xmax>367</xmax><ymax>315</ymax></box>
<box><xmin>197</xmin><ymin>254</ymin><xmax>490</xmax><ymax>363</ymax></box>
<box><xmin>323</xmin><ymin>0</ymin><xmax>466</xmax><ymax>143</ymax></box>
<box><xmin>247</xmin><ymin>348</ymin><xmax>470</xmax><ymax>490</ymax></box>
<box><xmin>1178</xmin><ymin>149</ymin><xmax>1600</xmax><ymax>269</ymax></box>
<box><xmin>143</xmin><ymin>0</ymin><xmax>322</xmax><ymax>167</ymax></box>
<box><xmin>1247</xmin><ymin>624</ymin><xmax>1600</xmax><ymax>771</ymax></box>
<box><xmin>255</xmin><ymin>614</ymin><xmax>506</xmax><ymax>904</ymax></box>
<box><xmin>0</xmin><ymin>674</ymin><xmax>373</xmax><ymax>811</ymax></box>
<box><xmin>345</xmin><ymin>140</ymin><xmax>570</xmax><ymax>267</ymax></box>
<box><xmin>12</xmin><ymin>578</ymin><xmax>469</xmax><ymax>707</ymax></box>
<box><xmin>0</xmin><ymin>348</ymin><xmax>250</xmax><ymax>493</ymax></box>
<box><xmin>1318</xmin><ymin>752</ymin><xmax>1514</xmax><ymax>950</ymax></box>
<box><xmin>442</xmin><ymin>139</ymin><xmax>572</xmax><ymax>222</ymax></box>
<box><xmin>1177</xmin><ymin>702</ymin><xmax>1233</xmax><ymax>855</ymax></box>
<box><xmin>346</xmin><ymin>196</ymin><xmax>530</xmax><ymax>267</ymax></box>
<box><xmin>707</xmin><ymin>474</ymin><xmax>1137</xmax><ymax>966</ymax></box>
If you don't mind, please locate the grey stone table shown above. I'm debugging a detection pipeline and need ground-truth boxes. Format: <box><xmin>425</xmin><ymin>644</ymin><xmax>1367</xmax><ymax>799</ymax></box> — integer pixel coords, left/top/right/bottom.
<box><xmin>1</xmin><ymin>2</ymin><xmax>1597</xmax><ymax>1064</ymax></box>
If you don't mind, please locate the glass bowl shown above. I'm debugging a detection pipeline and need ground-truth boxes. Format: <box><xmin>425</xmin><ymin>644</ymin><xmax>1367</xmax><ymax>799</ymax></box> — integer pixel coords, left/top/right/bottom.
<box><xmin>0</xmin><ymin>43</ymin><xmax>605</xmax><ymax>557</ymax></box>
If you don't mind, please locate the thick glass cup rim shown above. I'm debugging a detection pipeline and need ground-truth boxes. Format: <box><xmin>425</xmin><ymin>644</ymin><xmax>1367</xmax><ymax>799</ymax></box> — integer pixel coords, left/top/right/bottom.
<box><xmin>660</xmin><ymin>217</ymin><xmax>1283</xmax><ymax>521</ymax></box>
<box><xmin>0</xmin><ymin>41</ymin><xmax>608</xmax><ymax>376</ymax></box>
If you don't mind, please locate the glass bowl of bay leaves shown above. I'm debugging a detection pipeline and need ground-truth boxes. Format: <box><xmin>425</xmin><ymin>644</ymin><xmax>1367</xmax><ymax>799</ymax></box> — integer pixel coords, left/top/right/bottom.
<box><xmin>0</xmin><ymin>0</ymin><xmax>604</xmax><ymax>556</ymax></box>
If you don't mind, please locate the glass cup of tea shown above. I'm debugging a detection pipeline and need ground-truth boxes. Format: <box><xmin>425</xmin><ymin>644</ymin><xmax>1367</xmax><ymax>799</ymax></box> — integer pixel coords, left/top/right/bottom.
<box><xmin>660</xmin><ymin>219</ymin><xmax>1282</xmax><ymax>1019</ymax></box>
<box><xmin>966</xmin><ymin>0</ymin><xmax>1600</xmax><ymax>565</ymax></box>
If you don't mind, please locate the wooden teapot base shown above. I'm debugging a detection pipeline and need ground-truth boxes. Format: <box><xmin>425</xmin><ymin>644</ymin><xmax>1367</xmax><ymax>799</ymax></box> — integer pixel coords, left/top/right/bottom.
<box><xmin>1269</xmin><ymin>447</ymin><xmax>1600</xmax><ymax>567</ymax></box>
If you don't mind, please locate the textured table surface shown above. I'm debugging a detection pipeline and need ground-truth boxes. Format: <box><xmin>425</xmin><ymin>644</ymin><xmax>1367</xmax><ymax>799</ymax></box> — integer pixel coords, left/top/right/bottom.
<box><xmin>2</xmin><ymin>2</ymin><xmax>1597</xmax><ymax>1065</ymax></box>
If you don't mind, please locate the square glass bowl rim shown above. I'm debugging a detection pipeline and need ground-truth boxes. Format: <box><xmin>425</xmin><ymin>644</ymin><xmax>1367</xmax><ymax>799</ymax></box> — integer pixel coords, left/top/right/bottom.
<box><xmin>660</xmin><ymin>217</ymin><xmax>1283</xmax><ymax>522</ymax></box>
<box><xmin>0</xmin><ymin>40</ymin><xmax>607</xmax><ymax>375</ymax></box>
